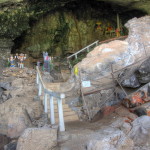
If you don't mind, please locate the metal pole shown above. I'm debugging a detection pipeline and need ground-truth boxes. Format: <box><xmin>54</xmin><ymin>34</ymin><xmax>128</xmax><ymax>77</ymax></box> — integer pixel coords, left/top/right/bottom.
<box><xmin>57</xmin><ymin>98</ymin><xmax>65</xmax><ymax>132</ymax></box>
<box><xmin>44</xmin><ymin>93</ymin><xmax>48</xmax><ymax>113</ymax></box>
<box><xmin>87</xmin><ymin>47</ymin><xmax>90</xmax><ymax>53</ymax></box>
<box><xmin>36</xmin><ymin>73</ymin><xmax>39</xmax><ymax>84</ymax></box>
<box><xmin>38</xmin><ymin>82</ymin><xmax>42</xmax><ymax>96</ymax></box>
<box><xmin>50</xmin><ymin>95</ymin><xmax>55</xmax><ymax>124</ymax></box>
<box><xmin>79</xmin><ymin>71</ymin><xmax>91</xmax><ymax>120</ymax></box>
<box><xmin>96</xmin><ymin>41</ymin><xmax>98</xmax><ymax>46</ymax></box>
<box><xmin>75</xmin><ymin>54</ymin><xmax>78</xmax><ymax>59</ymax></box>
<box><xmin>117</xmin><ymin>13</ymin><xmax>120</xmax><ymax>30</ymax></box>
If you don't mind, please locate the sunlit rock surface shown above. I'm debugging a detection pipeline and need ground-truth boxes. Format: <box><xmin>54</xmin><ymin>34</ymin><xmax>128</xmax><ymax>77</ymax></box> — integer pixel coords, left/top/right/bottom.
<box><xmin>63</xmin><ymin>16</ymin><xmax>150</xmax><ymax>120</ymax></box>
<box><xmin>77</xmin><ymin>16</ymin><xmax>150</xmax><ymax>81</ymax></box>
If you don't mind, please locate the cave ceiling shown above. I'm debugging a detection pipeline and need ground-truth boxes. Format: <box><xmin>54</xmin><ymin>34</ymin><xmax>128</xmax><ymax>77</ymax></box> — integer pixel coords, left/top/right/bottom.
<box><xmin>0</xmin><ymin>0</ymin><xmax>149</xmax><ymax>14</ymax></box>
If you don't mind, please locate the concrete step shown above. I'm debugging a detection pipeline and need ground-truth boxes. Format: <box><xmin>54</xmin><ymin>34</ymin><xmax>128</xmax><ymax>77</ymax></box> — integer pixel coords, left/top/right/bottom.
<box><xmin>48</xmin><ymin>107</ymin><xmax>74</xmax><ymax>113</ymax></box>
<box><xmin>47</xmin><ymin>112</ymin><xmax>79</xmax><ymax>123</ymax></box>
<box><xmin>54</xmin><ymin>100</ymin><xmax>66</xmax><ymax>105</ymax></box>
<box><xmin>55</xmin><ymin>114</ymin><xmax>79</xmax><ymax>123</ymax></box>
<box><xmin>48</xmin><ymin>108</ymin><xmax>77</xmax><ymax>116</ymax></box>
<box><xmin>54</xmin><ymin>104</ymin><xmax>70</xmax><ymax>110</ymax></box>
<box><xmin>55</xmin><ymin>111</ymin><xmax>76</xmax><ymax>116</ymax></box>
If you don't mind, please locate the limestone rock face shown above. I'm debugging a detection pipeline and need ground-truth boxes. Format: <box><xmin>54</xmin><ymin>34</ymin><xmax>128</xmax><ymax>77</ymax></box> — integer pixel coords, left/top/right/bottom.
<box><xmin>66</xmin><ymin>16</ymin><xmax>150</xmax><ymax>119</ymax></box>
<box><xmin>77</xmin><ymin>40</ymin><xmax>129</xmax><ymax>79</ymax></box>
<box><xmin>76</xmin><ymin>16</ymin><xmax>150</xmax><ymax>80</ymax></box>
<box><xmin>16</xmin><ymin>127</ymin><xmax>57</xmax><ymax>150</ymax></box>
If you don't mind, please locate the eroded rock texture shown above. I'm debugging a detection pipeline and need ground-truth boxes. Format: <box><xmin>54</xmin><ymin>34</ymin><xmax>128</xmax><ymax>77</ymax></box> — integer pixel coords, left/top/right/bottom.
<box><xmin>65</xmin><ymin>16</ymin><xmax>150</xmax><ymax>120</ymax></box>
<box><xmin>0</xmin><ymin>68</ymin><xmax>43</xmax><ymax>138</ymax></box>
<box><xmin>16</xmin><ymin>127</ymin><xmax>57</xmax><ymax>150</ymax></box>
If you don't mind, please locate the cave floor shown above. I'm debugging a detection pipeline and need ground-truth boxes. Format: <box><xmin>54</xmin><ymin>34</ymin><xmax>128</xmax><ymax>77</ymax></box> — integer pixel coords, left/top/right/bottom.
<box><xmin>57</xmin><ymin>105</ymin><xmax>137</xmax><ymax>150</ymax></box>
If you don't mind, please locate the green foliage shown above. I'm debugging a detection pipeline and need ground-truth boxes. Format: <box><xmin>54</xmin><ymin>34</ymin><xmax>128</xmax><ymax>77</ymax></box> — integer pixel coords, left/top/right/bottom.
<box><xmin>0</xmin><ymin>7</ymin><xmax>31</xmax><ymax>39</ymax></box>
<box><xmin>70</xmin><ymin>52</ymin><xmax>88</xmax><ymax>67</ymax></box>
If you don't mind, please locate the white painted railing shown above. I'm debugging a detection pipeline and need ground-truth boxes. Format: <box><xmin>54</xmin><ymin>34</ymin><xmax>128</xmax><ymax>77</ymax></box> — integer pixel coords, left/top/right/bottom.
<box><xmin>67</xmin><ymin>40</ymin><xmax>99</xmax><ymax>60</ymax></box>
<box><xmin>36</xmin><ymin>66</ymin><xmax>65</xmax><ymax>132</ymax></box>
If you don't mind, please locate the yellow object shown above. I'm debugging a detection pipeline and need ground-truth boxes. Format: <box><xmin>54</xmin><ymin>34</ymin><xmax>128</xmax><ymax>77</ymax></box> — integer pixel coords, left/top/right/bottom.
<box><xmin>74</xmin><ymin>66</ymin><xmax>79</xmax><ymax>76</ymax></box>
<box><xmin>96</xmin><ymin>22</ymin><xmax>101</xmax><ymax>25</ymax></box>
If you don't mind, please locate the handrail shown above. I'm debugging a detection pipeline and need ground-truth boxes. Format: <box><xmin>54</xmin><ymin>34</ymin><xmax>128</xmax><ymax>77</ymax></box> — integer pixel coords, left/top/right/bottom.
<box><xmin>99</xmin><ymin>35</ymin><xmax>127</xmax><ymax>45</ymax></box>
<box><xmin>36</xmin><ymin>66</ymin><xmax>65</xmax><ymax>131</ymax></box>
<box><xmin>67</xmin><ymin>40</ymin><xmax>99</xmax><ymax>60</ymax></box>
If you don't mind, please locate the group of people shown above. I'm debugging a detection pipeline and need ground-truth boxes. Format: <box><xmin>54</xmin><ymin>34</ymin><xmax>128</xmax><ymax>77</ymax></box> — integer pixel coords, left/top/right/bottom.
<box><xmin>8</xmin><ymin>53</ymin><xmax>27</xmax><ymax>68</ymax></box>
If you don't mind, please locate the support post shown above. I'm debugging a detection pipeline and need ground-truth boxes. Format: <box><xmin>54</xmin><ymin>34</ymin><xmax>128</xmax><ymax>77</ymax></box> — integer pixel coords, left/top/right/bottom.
<box><xmin>50</xmin><ymin>95</ymin><xmax>55</xmax><ymax>124</ymax></box>
<box><xmin>44</xmin><ymin>93</ymin><xmax>48</xmax><ymax>113</ymax></box>
<box><xmin>117</xmin><ymin>13</ymin><xmax>120</xmax><ymax>30</ymax></box>
<box><xmin>38</xmin><ymin>82</ymin><xmax>42</xmax><ymax>96</ymax></box>
<box><xmin>57</xmin><ymin>98</ymin><xmax>65</xmax><ymax>132</ymax></box>
<box><xmin>87</xmin><ymin>47</ymin><xmax>90</xmax><ymax>53</ymax></box>
<box><xmin>96</xmin><ymin>41</ymin><xmax>98</xmax><ymax>46</ymax></box>
<box><xmin>75</xmin><ymin>54</ymin><xmax>77</xmax><ymax>59</ymax></box>
<box><xmin>36</xmin><ymin>73</ymin><xmax>39</xmax><ymax>84</ymax></box>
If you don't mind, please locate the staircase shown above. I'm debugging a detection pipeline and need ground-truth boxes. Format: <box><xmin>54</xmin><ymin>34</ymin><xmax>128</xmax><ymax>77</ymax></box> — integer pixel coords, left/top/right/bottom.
<box><xmin>42</xmin><ymin>82</ymin><xmax>79</xmax><ymax>123</ymax></box>
<box><xmin>53</xmin><ymin>100</ymin><xmax>79</xmax><ymax>123</ymax></box>
<box><xmin>45</xmin><ymin>98</ymin><xmax>79</xmax><ymax>123</ymax></box>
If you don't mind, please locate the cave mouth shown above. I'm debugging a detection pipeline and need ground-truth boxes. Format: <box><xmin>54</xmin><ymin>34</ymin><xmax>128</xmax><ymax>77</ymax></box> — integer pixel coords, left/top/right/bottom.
<box><xmin>11</xmin><ymin>0</ymin><xmax>147</xmax><ymax>57</ymax></box>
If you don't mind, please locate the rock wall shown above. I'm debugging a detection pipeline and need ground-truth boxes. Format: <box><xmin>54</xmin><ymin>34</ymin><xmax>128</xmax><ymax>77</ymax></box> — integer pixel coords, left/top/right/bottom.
<box><xmin>19</xmin><ymin>11</ymin><xmax>118</xmax><ymax>57</ymax></box>
<box><xmin>64</xmin><ymin>16</ymin><xmax>150</xmax><ymax>120</ymax></box>
<box><xmin>0</xmin><ymin>39</ymin><xmax>13</xmax><ymax>73</ymax></box>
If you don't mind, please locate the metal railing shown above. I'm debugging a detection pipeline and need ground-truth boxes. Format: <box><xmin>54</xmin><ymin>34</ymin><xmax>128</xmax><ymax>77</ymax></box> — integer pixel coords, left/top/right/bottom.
<box><xmin>67</xmin><ymin>36</ymin><xmax>128</xmax><ymax>69</ymax></box>
<box><xmin>67</xmin><ymin>40</ymin><xmax>99</xmax><ymax>60</ymax></box>
<box><xmin>36</xmin><ymin>66</ymin><xmax>65</xmax><ymax>131</ymax></box>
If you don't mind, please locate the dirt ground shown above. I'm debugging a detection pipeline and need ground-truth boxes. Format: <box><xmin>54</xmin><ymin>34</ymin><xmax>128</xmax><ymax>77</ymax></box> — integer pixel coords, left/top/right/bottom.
<box><xmin>57</xmin><ymin>105</ymin><xmax>137</xmax><ymax>150</ymax></box>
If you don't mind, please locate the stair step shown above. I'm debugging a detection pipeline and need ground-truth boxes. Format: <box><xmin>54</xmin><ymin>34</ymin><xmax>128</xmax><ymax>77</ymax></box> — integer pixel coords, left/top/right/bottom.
<box><xmin>55</xmin><ymin>115</ymin><xmax>79</xmax><ymax>122</ymax></box>
<box><xmin>54</xmin><ymin>105</ymin><xmax>70</xmax><ymax>109</ymax></box>
<box><xmin>49</xmin><ymin>106</ymin><xmax>72</xmax><ymax>111</ymax></box>
<box><xmin>39</xmin><ymin>96</ymin><xmax>66</xmax><ymax>104</ymax></box>
<box><xmin>48</xmin><ymin>110</ymin><xmax>76</xmax><ymax>116</ymax></box>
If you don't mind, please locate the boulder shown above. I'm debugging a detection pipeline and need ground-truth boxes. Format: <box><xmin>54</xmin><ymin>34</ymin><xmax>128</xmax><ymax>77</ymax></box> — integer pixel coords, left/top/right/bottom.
<box><xmin>129</xmin><ymin>116</ymin><xmax>150</xmax><ymax>146</ymax></box>
<box><xmin>136</xmin><ymin>59</ymin><xmax>150</xmax><ymax>83</ymax></box>
<box><xmin>16</xmin><ymin>127</ymin><xmax>58</xmax><ymax>150</ymax></box>
<box><xmin>87</xmin><ymin>128</ymin><xmax>134</xmax><ymax>150</ymax></box>
<box><xmin>0</xmin><ymin>97</ymin><xmax>43</xmax><ymax>138</ymax></box>
<box><xmin>121</xmin><ymin>74</ymin><xmax>140</xmax><ymax>88</ymax></box>
<box><xmin>0</xmin><ymin>82</ymin><xmax>11</xmax><ymax>90</ymax></box>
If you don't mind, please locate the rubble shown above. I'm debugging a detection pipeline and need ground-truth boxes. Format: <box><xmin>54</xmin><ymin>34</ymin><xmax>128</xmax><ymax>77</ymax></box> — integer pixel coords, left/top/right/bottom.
<box><xmin>0</xmin><ymin>67</ymin><xmax>43</xmax><ymax>138</ymax></box>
